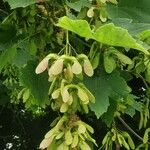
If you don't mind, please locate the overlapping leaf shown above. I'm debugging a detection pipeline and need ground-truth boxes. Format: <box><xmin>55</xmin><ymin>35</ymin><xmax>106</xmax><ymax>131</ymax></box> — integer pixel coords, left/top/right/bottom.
<box><xmin>4</xmin><ymin>0</ymin><xmax>36</xmax><ymax>9</ymax></box>
<box><xmin>58</xmin><ymin>16</ymin><xmax>93</xmax><ymax>39</ymax></box>
<box><xmin>66</xmin><ymin>0</ymin><xmax>91</xmax><ymax>12</ymax></box>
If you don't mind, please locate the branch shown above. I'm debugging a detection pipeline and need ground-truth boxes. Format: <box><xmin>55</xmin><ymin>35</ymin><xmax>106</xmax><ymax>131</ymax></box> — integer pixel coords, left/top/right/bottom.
<box><xmin>117</xmin><ymin>116</ymin><xmax>150</xmax><ymax>145</ymax></box>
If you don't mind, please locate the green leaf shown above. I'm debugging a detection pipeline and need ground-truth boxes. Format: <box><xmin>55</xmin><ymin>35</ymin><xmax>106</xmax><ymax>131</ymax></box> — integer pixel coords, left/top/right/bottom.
<box><xmin>0</xmin><ymin>81</ymin><xmax>10</xmax><ymax>105</ymax></box>
<box><xmin>19</xmin><ymin>61</ymin><xmax>50</xmax><ymax>106</ymax></box>
<box><xmin>125</xmin><ymin>97</ymin><xmax>143</xmax><ymax>117</ymax></box>
<box><xmin>66</xmin><ymin>0</ymin><xmax>90</xmax><ymax>12</ymax></box>
<box><xmin>107</xmin><ymin>0</ymin><xmax>150</xmax><ymax>23</ymax></box>
<box><xmin>57</xmin><ymin>16</ymin><xmax>149</xmax><ymax>54</ymax></box>
<box><xmin>140</xmin><ymin>30</ymin><xmax>150</xmax><ymax>41</ymax></box>
<box><xmin>94</xmin><ymin>24</ymin><xmax>148</xmax><ymax>54</ymax></box>
<box><xmin>4</xmin><ymin>0</ymin><xmax>36</xmax><ymax>9</ymax></box>
<box><xmin>85</xmin><ymin>71</ymin><xmax>130</xmax><ymax>118</ymax></box>
<box><xmin>13</xmin><ymin>40</ymin><xmax>36</xmax><ymax>67</ymax></box>
<box><xmin>0</xmin><ymin>24</ymin><xmax>16</xmax><ymax>44</ymax></box>
<box><xmin>125</xmin><ymin>106</ymin><xmax>135</xmax><ymax>117</ymax></box>
<box><xmin>13</xmin><ymin>49</ymin><xmax>32</xmax><ymax>67</ymax></box>
<box><xmin>101</xmin><ymin>98</ymin><xmax>117</xmax><ymax>127</ymax></box>
<box><xmin>0</xmin><ymin>44</ymin><xmax>17</xmax><ymax>72</ymax></box>
<box><xmin>0</xmin><ymin>24</ymin><xmax>17</xmax><ymax>52</ymax></box>
<box><xmin>57</xmin><ymin>16</ymin><xmax>93</xmax><ymax>39</ymax></box>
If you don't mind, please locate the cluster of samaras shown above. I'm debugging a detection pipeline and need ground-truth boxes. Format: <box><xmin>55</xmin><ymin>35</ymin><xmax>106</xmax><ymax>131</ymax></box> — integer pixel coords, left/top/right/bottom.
<box><xmin>35</xmin><ymin>54</ymin><xmax>95</xmax><ymax>113</ymax></box>
<box><xmin>35</xmin><ymin>53</ymin><xmax>97</xmax><ymax>150</ymax></box>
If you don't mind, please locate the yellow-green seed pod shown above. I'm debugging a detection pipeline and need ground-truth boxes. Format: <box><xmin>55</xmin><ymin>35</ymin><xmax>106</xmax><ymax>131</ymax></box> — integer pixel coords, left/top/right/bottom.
<box><xmin>127</xmin><ymin>135</ymin><xmax>135</xmax><ymax>149</ymax></box>
<box><xmin>36</xmin><ymin>54</ymin><xmax>59</xmax><ymax>75</ymax></box>
<box><xmin>79</xmin><ymin>141</ymin><xmax>91</xmax><ymax>150</ymax></box>
<box><xmin>65</xmin><ymin>130</ymin><xmax>73</xmax><ymax>145</ymax></box>
<box><xmin>39</xmin><ymin>136</ymin><xmax>54</xmax><ymax>149</ymax></box>
<box><xmin>78</xmin><ymin>124</ymin><xmax>86</xmax><ymax>134</ymax></box>
<box><xmin>100</xmin><ymin>0</ymin><xmax>107</xmax><ymax>3</ymax></box>
<box><xmin>139</xmin><ymin>112</ymin><xmax>144</xmax><ymax>130</ymax></box>
<box><xmin>87</xmin><ymin>7</ymin><xmax>95</xmax><ymax>18</ymax></box>
<box><xmin>121</xmin><ymin>137</ymin><xmax>130</xmax><ymax>150</ymax></box>
<box><xmin>48</xmin><ymin>70</ymin><xmax>55</xmax><ymax>82</ymax></box>
<box><xmin>77</xmin><ymin>54</ymin><xmax>88</xmax><ymax>60</ymax></box>
<box><xmin>23</xmin><ymin>89</ymin><xmax>30</xmax><ymax>102</ymax></box>
<box><xmin>35</xmin><ymin>57</ymin><xmax>49</xmax><ymax>74</ymax></box>
<box><xmin>82</xmin><ymin>104</ymin><xmax>89</xmax><ymax>113</ymax></box>
<box><xmin>78</xmin><ymin>83</ymin><xmax>95</xmax><ymax>103</ymax></box>
<box><xmin>77</xmin><ymin>88</ymin><xmax>89</xmax><ymax>104</ymax></box>
<box><xmin>50</xmin><ymin>117</ymin><xmax>60</xmax><ymax>127</ymax></box>
<box><xmin>122</xmin><ymin>132</ymin><xmax>135</xmax><ymax>149</ymax></box>
<box><xmin>55</xmin><ymin>131</ymin><xmax>64</xmax><ymax>140</ymax></box>
<box><xmin>55</xmin><ymin>115</ymin><xmax>68</xmax><ymax>129</ymax></box>
<box><xmin>71</xmin><ymin>134</ymin><xmax>79</xmax><ymax>148</ymax></box>
<box><xmin>102</xmin><ymin>132</ymin><xmax>110</xmax><ymax>145</ymax></box>
<box><xmin>83</xmin><ymin>59</ymin><xmax>94</xmax><ymax>77</ymax></box>
<box><xmin>49</xmin><ymin>59</ymin><xmax>64</xmax><ymax>75</ymax></box>
<box><xmin>45</xmin><ymin>128</ymin><xmax>56</xmax><ymax>139</ymax></box>
<box><xmin>83</xmin><ymin>131</ymin><xmax>97</xmax><ymax>146</ymax></box>
<box><xmin>72</xmin><ymin>60</ymin><xmax>82</xmax><ymax>74</ymax></box>
<box><xmin>60</xmin><ymin>103</ymin><xmax>69</xmax><ymax>113</ymax></box>
<box><xmin>82</xmin><ymin>122</ymin><xmax>94</xmax><ymax>134</ymax></box>
<box><xmin>64</xmin><ymin>64</ymin><xmax>73</xmax><ymax>82</ymax></box>
<box><xmin>117</xmin><ymin>134</ymin><xmax>123</xmax><ymax>146</ymax></box>
<box><xmin>52</xmin><ymin>89</ymin><xmax>60</xmax><ymax>99</ymax></box>
<box><xmin>62</xmin><ymin>88</ymin><xmax>70</xmax><ymax>103</ymax></box>
<box><xmin>68</xmin><ymin>94</ymin><xmax>73</xmax><ymax>105</ymax></box>
<box><xmin>143</xmin><ymin>128</ymin><xmax>150</xmax><ymax>144</ymax></box>
<box><xmin>17</xmin><ymin>88</ymin><xmax>26</xmax><ymax>100</ymax></box>
<box><xmin>63</xmin><ymin>143</ymin><xmax>69</xmax><ymax>150</ymax></box>
<box><xmin>112</xmin><ymin>133</ymin><xmax>116</xmax><ymax>141</ymax></box>
<box><xmin>57</xmin><ymin>142</ymin><xmax>64</xmax><ymax>150</ymax></box>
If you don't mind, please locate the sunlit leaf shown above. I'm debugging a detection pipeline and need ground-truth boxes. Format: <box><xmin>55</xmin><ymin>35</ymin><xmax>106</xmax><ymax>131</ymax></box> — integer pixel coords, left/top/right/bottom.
<box><xmin>57</xmin><ymin>16</ymin><xmax>149</xmax><ymax>54</ymax></box>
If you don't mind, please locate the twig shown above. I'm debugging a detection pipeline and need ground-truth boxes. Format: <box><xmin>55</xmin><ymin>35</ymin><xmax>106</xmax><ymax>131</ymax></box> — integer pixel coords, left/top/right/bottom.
<box><xmin>137</xmin><ymin>73</ymin><xmax>149</xmax><ymax>89</ymax></box>
<box><xmin>0</xmin><ymin>9</ymin><xmax>8</xmax><ymax>15</ymax></box>
<box><xmin>0</xmin><ymin>135</ymin><xmax>12</xmax><ymax>139</ymax></box>
<box><xmin>117</xmin><ymin>116</ymin><xmax>150</xmax><ymax>144</ymax></box>
<box><xmin>125</xmin><ymin>70</ymin><xmax>149</xmax><ymax>90</ymax></box>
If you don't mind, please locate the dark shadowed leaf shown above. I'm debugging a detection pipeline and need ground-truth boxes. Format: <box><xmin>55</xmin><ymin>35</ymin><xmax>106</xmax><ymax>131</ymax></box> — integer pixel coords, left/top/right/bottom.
<box><xmin>0</xmin><ymin>44</ymin><xmax>17</xmax><ymax>72</ymax></box>
<box><xmin>85</xmin><ymin>71</ymin><xmax>130</xmax><ymax>118</ymax></box>
<box><xmin>19</xmin><ymin>61</ymin><xmax>50</xmax><ymax>106</ymax></box>
<box><xmin>107</xmin><ymin>0</ymin><xmax>150</xmax><ymax>23</ymax></box>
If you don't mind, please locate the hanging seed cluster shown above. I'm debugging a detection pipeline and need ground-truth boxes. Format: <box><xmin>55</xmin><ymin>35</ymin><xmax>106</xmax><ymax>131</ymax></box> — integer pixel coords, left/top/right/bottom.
<box><xmin>102</xmin><ymin>128</ymin><xmax>135</xmax><ymax>150</ymax></box>
<box><xmin>39</xmin><ymin>115</ymin><xmax>97</xmax><ymax>150</ymax></box>
<box><xmin>35</xmin><ymin>53</ymin><xmax>97</xmax><ymax>149</ymax></box>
